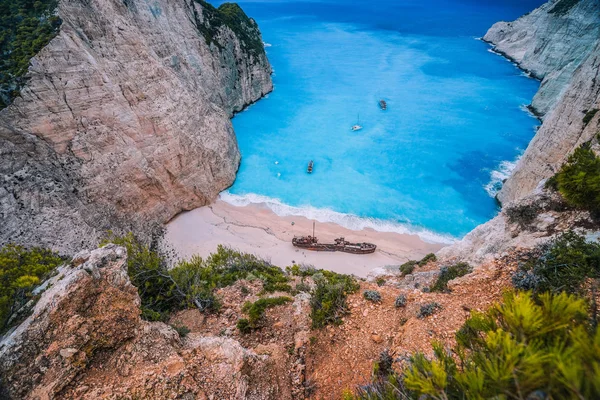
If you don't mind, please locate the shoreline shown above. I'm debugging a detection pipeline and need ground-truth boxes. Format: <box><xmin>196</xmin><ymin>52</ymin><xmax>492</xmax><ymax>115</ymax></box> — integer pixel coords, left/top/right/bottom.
<box><xmin>163</xmin><ymin>200</ymin><xmax>446</xmax><ymax>278</ymax></box>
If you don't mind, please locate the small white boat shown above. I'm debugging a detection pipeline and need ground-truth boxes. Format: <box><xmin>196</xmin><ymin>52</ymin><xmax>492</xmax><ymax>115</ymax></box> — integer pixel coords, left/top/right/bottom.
<box><xmin>351</xmin><ymin>114</ymin><xmax>362</xmax><ymax>131</ymax></box>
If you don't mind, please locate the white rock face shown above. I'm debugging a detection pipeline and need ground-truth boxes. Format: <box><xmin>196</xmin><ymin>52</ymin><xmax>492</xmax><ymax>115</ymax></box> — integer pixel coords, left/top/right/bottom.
<box><xmin>441</xmin><ymin>0</ymin><xmax>600</xmax><ymax>263</ymax></box>
<box><xmin>0</xmin><ymin>0</ymin><xmax>272</xmax><ymax>253</ymax></box>
<box><xmin>484</xmin><ymin>0</ymin><xmax>600</xmax><ymax>204</ymax></box>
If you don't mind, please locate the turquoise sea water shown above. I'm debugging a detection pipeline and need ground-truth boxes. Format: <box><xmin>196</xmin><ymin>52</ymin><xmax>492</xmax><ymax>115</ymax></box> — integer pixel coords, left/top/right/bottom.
<box><xmin>213</xmin><ymin>0</ymin><xmax>544</xmax><ymax>243</ymax></box>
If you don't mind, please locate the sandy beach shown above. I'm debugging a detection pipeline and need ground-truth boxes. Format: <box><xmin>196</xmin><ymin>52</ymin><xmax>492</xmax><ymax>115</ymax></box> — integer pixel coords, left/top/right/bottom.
<box><xmin>163</xmin><ymin>200</ymin><xmax>447</xmax><ymax>277</ymax></box>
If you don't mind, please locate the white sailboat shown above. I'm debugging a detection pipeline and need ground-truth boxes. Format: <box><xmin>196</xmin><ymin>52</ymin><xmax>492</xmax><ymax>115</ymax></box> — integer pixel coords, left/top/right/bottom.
<box><xmin>351</xmin><ymin>114</ymin><xmax>363</xmax><ymax>131</ymax></box>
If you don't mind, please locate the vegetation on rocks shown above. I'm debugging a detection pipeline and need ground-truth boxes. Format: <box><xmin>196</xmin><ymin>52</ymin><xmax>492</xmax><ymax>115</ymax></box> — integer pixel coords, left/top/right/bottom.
<box><xmin>512</xmin><ymin>231</ymin><xmax>600</xmax><ymax>295</ymax></box>
<box><xmin>417</xmin><ymin>253</ymin><xmax>437</xmax><ymax>267</ymax></box>
<box><xmin>0</xmin><ymin>0</ymin><xmax>62</xmax><ymax>108</ymax></box>
<box><xmin>548</xmin><ymin>143</ymin><xmax>600</xmax><ymax>213</ymax></box>
<box><xmin>192</xmin><ymin>1</ymin><xmax>264</xmax><ymax>58</ymax></box>
<box><xmin>548</xmin><ymin>0</ymin><xmax>581</xmax><ymax>16</ymax></box>
<box><xmin>363</xmin><ymin>290</ymin><xmax>382</xmax><ymax>303</ymax></box>
<box><xmin>238</xmin><ymin>296</ymin><xmax>292</xmax><ymax>332</ymax></box>
<box><xmin>102</xmin><ymin>234</ymin><xmax>290</xmax><ymax>321</ymax></box>
<box><xmin>583</xmin><ymin>108</ymin><xmax>599</xmax><ymax>126</ymax></box>
<box><xmin>430</xmin><ymin>262</ymin><xmax>471</xmax><ymax>293</ymax></box>
<box><xmin>290</xmin><ymin>268</ymin><xmax>359</xmax><ymax>329</ymax></box>
<box><xmin>348</xmin><ymin>291</ymin><xmax>600</xmax><ymax>399</ymax></box>
<box><xmin>394</xmin><ymin>294</ymin><xmax>407</xmax><ymax>308</ymax></box>
<box><xmin>0</xmin><ymin>244</ymin><xmax>64</xmax><ymax>333</ymax></box>
<box><xmin>417</xmin><ymin>302</ymin><xmax>442</xmax><ymax>319</ymax></box>
<box><xmin>399</xmin><ymin>260</ymin><xmax>417</xmax><ymax>276</ymax></box>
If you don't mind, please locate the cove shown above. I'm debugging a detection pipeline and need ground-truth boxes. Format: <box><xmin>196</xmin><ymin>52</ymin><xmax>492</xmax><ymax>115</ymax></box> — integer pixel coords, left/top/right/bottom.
<box><xmin>212</xmin><ymin>0</ymin><xmax>545</xmax><ymax>242</ymax></box>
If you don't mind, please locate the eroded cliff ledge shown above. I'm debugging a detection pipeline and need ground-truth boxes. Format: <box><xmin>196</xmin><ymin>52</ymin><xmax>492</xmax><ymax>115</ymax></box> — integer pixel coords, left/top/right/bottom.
<box><xmin>0</xmin><ymin>0</ymin><xmax>272</xmax><ymax>253</ymax></box>
<box><xmin>484</xmin><ymin>0</ymin><xmax>600</xmax><ymax>204</ymax></box>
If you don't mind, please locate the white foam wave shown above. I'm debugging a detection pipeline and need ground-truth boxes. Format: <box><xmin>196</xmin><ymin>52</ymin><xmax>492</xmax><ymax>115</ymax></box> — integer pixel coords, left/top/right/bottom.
<box><xmin>219</xmin><ymin>192</ymin><xmax>456</xmax><ymax>244</ymax></box>
<box><xmin>263</xmin><ymin>42</ymin><xmax>272</xmax><ymax>47</ymax></box>
<box><xmin>484</xmin><ymin>157</ymin><xmax>520</xmax><ymax>197</ymax></box>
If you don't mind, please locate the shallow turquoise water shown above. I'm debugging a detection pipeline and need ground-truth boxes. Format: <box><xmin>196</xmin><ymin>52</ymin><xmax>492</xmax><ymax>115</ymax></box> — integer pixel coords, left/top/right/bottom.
<box><xmin>214</xmin><ymin>0</ymin><xmax>543</xmax><ymax>242</ymax></box>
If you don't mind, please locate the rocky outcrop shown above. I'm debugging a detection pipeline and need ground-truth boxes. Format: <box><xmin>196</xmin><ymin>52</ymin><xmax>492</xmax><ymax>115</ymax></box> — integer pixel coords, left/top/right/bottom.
<box><xmin>440</xmin><ymin>0</ymin><xmax>600</xmax><ymax>263</ymax></box>
<box><xmin>0</xmin><ymin>0</ymin><xmax>272</xmax><ymax>254</ymax></box>
<box><xmin>484</xmin><ymin>0</ymin><xmax>600</xmax><ymax>204</ymax></box>
<box><xmin>0</xmin><ymin>245</ymin><xmax>286</xmax><ymax>399</ymax></box>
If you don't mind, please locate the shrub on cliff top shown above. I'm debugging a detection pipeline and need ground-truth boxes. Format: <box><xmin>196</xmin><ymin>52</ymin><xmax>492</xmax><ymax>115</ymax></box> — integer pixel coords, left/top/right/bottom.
<box><xmin>363</xmin><ymin>290</ymin><xmax>382</xmax><ymax>303</ymax></box>
<box><xmin>310</xmin><ymin>271</ymin><xmax>360</xmax><ymax>329</ymax></box>
<box><xmin>550</xmin><ymin>143</ymin><xmax>600</xmax><ymax>213</ymax></box>
<box><xmin>430</xmin><ymin>262</ymin><xmax>471</xmax><ymax>293</ymax></box>
<box><xmin>417</xmin><ymin>253</ymin><xmax>437</xmax><ymax>267</ymax></box>
<box><xmin>399</xmin><ymin>260</ymin><xmax>417</xmax><ymax>276</ymax></box>
<box><xmin>0</xmin><ymin>244</ymin><xmax>64</xmax><ymax>333</ymax></box>
<box><xmin>346</xmin><ymin>291</ymin><xmax>600</xmax><ymax>399</ymax></box>
<box><xmin>102</xmin><ymin>234</ymin><xmax>290</xmax><ymax>320</ymax></box>
<box><xmin>239</xmin><ymin>296</ymin><xmax>292</xmax><ymax>330</ymax></box>
<box><xmin>512</xmin><ymin>231</ymin><xmax>600</xmax><ymax>295</ymax></box>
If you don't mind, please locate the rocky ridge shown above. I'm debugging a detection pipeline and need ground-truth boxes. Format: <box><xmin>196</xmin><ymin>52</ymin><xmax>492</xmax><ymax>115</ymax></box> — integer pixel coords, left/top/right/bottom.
<box><xmin>484</xmin><ymin>0</ymin><xmax>600</xmax><ymax>204</ymax></box>
<box><xmin>441</xmin><ymin>0</ymin><xmax>600</xmax><ymax>263</ymax></box>
<box><xmin>0</xmin><ymin>0</ymin><xmax>272</xmax><ymax>254</ymax></box>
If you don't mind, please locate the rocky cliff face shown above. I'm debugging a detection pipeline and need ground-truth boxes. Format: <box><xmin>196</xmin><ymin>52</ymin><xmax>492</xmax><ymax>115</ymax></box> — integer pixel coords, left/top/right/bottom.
<box><xmin>0</xmin><ymin>245</ymin><xmax>288</xmax><ymax>399</ymax></box>
<box><xmin>440</xmin><ymin>0</ymin><xmax>600</xmax><ymax>263</ymax></box>
<box><xmin>0</xmin><ymin>0</ymin><xmax>272</xmax><ymax>254</ymax></box>
<box><xmin>485</xmin><ymin>0</ymin><xmax>600</xmax><ymax>204</ymax></box>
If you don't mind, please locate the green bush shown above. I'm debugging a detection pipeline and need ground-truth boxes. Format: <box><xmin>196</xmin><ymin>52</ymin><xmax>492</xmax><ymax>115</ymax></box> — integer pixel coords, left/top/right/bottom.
<box><xmin>237</xmin><ymin>318</ymin><xmax>251</xmax><ymax>334</ymax></box>
<box><xmin>0</xmin><ymin>244</ymin><xmax>64</xmax><ymax>333</ymax></box>
<box><xmin>405</xmin><ymin>291</ymin><xmax>599</xmax><ymax>399</ymax></box>
<box><xmin>417</xmin><ymin>302</ymin><xmax>441</xmax><ymax>319</ymax></box>
<box><xmin>375</xmin><ymin>277</ymin><xmax>386</xmax><ymax>287</ymax></box>
<box><xmin>399</xmin><ymin>260</ymin><xmax>416</xmax><ymax>276</ymax></box>
<box><xmin>505</xmin><ymin>202</ymin><xmax>541</xmax><ymax>229</ymax></box>
<box><xmin>348</xmin><ymin>291</ymin><xmax>600</xmax><ymax>399</ymax></box>
<box><xmin>102</xmin><ymin>234</ymin><xmax>290</xmax><ymax>320</ymax></box>
<box><xmin>310</xmin><ymin>271</ymin><xmax>360</xmax><ymax>329</ymax></box>
<box><xmin>241</xmin><ymin>296</ymin><xmax>292</xmax><ymax>326</ymax></box>
<box><xmin>430</xmin><ymin>262</ymin><xmax>471</xmax><ymax>293</ymax></box>
<box><xmin>512</xmin><ymin>231</ymin><xmax>600</xmax><ymax>295</ymax></box>
<box><xmin>583</xmin><ymin>108</ymin><xmax>599</xmax><ymax>126</ymax></box>
<box><xmin>0</xmin><ymin>0</ymin><xmax>62</xmax><ymax>108</ymax></box>
<box><xmin>363</xmin><ymin>290</ymin><xmax>382</xmax><ymax>303</ymax></box>
<box><xmin>394</xmin><ymin>294</ymin><xmax>407</xmax><ymax>308</ymax></box>
<box><xmin>170</xmin><ymin>324</ymin><xmax>191</xmax><ymax>338</ymax></box>
<box><xmin>417</xmin><ymin>253</ymin><xmax>437</xmax><ymax>267</ymax></box>
<box><xmin>551</xmin><ymin>144</ymin><xmax>600</xmax><ymax>212</ymax></box>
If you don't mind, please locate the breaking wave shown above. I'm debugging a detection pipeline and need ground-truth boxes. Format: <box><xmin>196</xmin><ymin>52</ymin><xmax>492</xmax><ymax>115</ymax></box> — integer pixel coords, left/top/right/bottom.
<box><xmin>484</xmin><ymin>157</ymin><xmax>520</xmax><ymax>197</ymax></box>
<box><xmin>219</xmin><ymin>192</ymin><xmax>456</xmax><ymax>244</ymax></box>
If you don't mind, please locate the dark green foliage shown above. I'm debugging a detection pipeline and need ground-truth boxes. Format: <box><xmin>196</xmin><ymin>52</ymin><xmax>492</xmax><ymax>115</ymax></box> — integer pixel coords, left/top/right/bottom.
<box><xmin>505</xmin><ymin>202</ymin><xmax>541</xmax><ymax>229</ymax></box>
<box><xmin>0</xmin><ymin>244</ymin><xmax>64</xmax><ymax>333</ymax></box>
<box><xmin>417</xmin><ymin>302</ymin><xmax>441</xmax><ymax>318</ymax></box>
<box><xmin>295</xmin><ymin>281</ymin><xmax>311</xmax><ymax>293</ymax></box>
<box><xmin>512</xmin><ymin>231</ymin><xmax>600</xmax><ymax>295</ymax></box>
<box><xmin>241</xmin><ymin>296</ymin><xmax>292</xmax><ymax>326</ymax></box>
<box><xmin>191</xmin><ymin>1</ymin><xmax>264</xmax><ymax>58</ymax></box>
<box><xmin>417</xmin><ymin>253</ymin><xmax>437</xmax><ymax>267</ymax></box>
<box><xmin>583</xmin><ymin>108</ymin><xmax>599</xmax><ymax>126</ymax></box>
<box><xmin>404</xmin><ymin>291</ymin><xmax>600</xmax><ymax>399</ymax></box>
<box><xmin>310</xmin><ymin>271</ymin><xmax>360</xmax><ymax>328</ymax></box>
<box><xmin>399</xmin><ymin>260</ymin><xmax>416</xmax><ymax>276</ymax></box>
<box><xmin>102</xmin><ymin>234</ymin><xmax>289</xmax><ymax>320</ymax></box>
<box><xmin>376</xmin><ymin>277</ymin><xmax>386</xmax><ymax>287</ymax></box>
<box><xmin>237</xmin><ymin>318</ymin><xmax>251</xmax><ymax>334</ymax></box>
<box><xmin>346</xmin><ymin>291</ymin><xmax>600</xmax><ymax>399</ymax></box>
<box><xmin>549</xmin><ymin>0</ymin><xmax>581</xmax><ymax>15</ymax></box>
<box><xmin>552</xmin><ymin>144</ymin><xmax>600</xmax><ymax>212</ymax></box>
<box><xmin>171</xmin><ymin>324</ymin><xmax>191</xmax><ymax>338</ymax></box>
<box><xmin>0</xmin><ymin>0</ymin><xmax>62</xmax><ymax>108</ymax></box>
<box><xmin>430</xmin><ymin>262</ymin><xmax>471</xmax><ymax>293</ymax></box>
<box><xmin>364</xmin><ymin>290</ymin><xmax>382</xmax><ymax>303</ymax></box>
<box><xmin>394</xmin><ymin>294</ymin><xmax>407</xmax><ymax>308</ymax></box>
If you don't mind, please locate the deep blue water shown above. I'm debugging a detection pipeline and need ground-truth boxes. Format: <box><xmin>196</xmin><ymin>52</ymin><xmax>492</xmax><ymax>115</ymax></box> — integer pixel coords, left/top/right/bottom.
<box><xmin>213</xmin><ymin>0</ymin><xmax>544</xmax><ymax>242</ymax></box>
